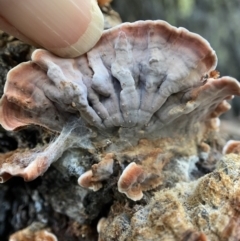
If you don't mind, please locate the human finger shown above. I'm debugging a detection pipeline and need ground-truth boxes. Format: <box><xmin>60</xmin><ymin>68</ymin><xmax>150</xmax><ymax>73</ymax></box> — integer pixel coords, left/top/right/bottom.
<box><xmin>0</xmin><ymin>0</ymin><xmax>104</xmax><ymax>57</ymax></box>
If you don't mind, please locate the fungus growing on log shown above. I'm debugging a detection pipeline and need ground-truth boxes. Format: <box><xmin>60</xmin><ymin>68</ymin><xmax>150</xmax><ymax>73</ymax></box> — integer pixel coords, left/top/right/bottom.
<box><xmin>0</xmin><ymin>20</ymin><xmax>240</xmax><ymax>202</ymax></box>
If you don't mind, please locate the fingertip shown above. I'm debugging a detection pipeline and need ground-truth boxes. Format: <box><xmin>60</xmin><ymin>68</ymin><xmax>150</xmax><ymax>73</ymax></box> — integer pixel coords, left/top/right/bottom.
<box><xmin>0</xmin><ymin>0</ymin><xmax>104</xmax><ymax>58</ymax></box>
<box><xmin>49</xmin><ymin>0</ymin><xmax>104</xmax><ymax>58</ymax></box>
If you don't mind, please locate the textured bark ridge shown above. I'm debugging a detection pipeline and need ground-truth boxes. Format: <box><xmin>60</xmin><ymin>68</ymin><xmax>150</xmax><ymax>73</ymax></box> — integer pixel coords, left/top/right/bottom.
<box><xmin>0</xmin><ymin>20</ymin><xmax>240</xmax><ymax>240</ymax></box>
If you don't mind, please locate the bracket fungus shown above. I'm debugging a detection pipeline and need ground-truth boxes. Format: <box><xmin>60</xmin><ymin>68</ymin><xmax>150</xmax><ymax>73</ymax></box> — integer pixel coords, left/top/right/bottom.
<box><xmin>0</xmin><ymin>20</ymin><xmax>240</xmax><ymax>203</ymax></box>
<box><xmin>78</xmin><ymin>152</ymin><xmax>114</xmax><ymax>191</ymax></box>
<box><xmin>117</xmin><ymin>162</ymin><xmax>145</xmax><ymax>201</ymax></box>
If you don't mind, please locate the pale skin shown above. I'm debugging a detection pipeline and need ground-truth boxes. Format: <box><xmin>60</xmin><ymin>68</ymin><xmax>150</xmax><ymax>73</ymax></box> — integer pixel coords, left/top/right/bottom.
<box><xmin>0</xmin><ymin>0</ymin><xmax>104</xmax><ymax>57</ymax></box>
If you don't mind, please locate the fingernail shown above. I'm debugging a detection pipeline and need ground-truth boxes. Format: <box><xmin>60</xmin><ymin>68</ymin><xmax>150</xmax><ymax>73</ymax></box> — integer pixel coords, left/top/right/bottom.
<box><xmin>0</xmin><ymin>0</ymin><xmax>104</xmax><ymax>57</ymax></box>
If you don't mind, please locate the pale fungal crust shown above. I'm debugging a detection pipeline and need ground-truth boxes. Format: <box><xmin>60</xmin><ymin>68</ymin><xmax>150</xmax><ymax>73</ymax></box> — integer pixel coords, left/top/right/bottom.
<box><xmin>0</xmin><ymin>20</ymin><xmax>240</xmax><ymax>200</ymax></box>
<box><xmin>0</xmin><ymin>148</ymin><xmax>50</xmax><ymax>182</ymax></box>
<box><xmin>10</xmin><ymin>230</ymin><xmax>57</xmax><ymax>241</ymax></box>
<box><xmin>9</xmin><ymin>222</ymin><xmax>57</xmax><ymax>241</ymax></box>
<box><xmin>0</xmin><ymin>123</ymin><xmax>87</xmax><ymax>182</ymax></box>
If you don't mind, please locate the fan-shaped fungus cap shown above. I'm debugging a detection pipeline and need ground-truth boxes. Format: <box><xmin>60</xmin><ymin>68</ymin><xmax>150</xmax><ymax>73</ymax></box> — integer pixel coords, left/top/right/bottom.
<box><xmin>118</xmin><ymin>162</ymin><xmax>145</xmax><ymax>201</ymax></box>
<box><xmin>1</xmin><ymin>20</ymin><xmax>239</xmax><ymax>137</ymax></box>
<box><xmin>0</xmin><ymin>20</ymin><xmax>221</xmax><ymax>133</ymax></box>
<box><xmin>78</xmin><ymin>153</ymin><xmax>114</xmax><ymax>191</ymax></box>
<box><xmin>0</xmin><ymin>149</ymin><xmax>50</xmax><ymax>182</ymax></box>
<box><xmin>78</xmin><ymin>170</ymin><xmax>99</xmax><ymax>191</ymax></box>
<box><xmin>223</xmin><ymin>140</ymin><xmax>240</xmax><ymax>155</ymax></box>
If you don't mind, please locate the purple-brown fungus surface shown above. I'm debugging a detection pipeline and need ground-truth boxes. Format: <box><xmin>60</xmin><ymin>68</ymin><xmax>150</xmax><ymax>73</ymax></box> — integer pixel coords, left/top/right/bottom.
<box><xmin>0</xmin><ymin>20</ymin><xmax>239</xmax><ymax>204</ymax></box>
